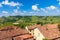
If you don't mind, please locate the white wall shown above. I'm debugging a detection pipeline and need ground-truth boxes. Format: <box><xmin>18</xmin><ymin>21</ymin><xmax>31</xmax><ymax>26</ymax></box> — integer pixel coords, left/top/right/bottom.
<box><xmin>25</xmin><ymin>27</ymin><xmax>45</xmax><ymax>40</ymax></box>
<box><xmin>33</xmin><ymin>28</ymin><xmax>45</xmax><ymax>40</ymax></box>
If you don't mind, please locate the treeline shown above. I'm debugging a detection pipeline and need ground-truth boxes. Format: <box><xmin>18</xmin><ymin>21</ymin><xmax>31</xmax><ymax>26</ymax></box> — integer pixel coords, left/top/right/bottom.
<box><xmin>0</xmin><ymin>16</ymin><xmax>60</xmax><ymax>28</ymax></box>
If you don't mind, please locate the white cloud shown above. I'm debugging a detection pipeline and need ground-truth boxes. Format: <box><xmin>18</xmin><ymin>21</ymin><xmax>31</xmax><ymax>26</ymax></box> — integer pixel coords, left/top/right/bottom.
<box><xmin>17</xmin><ymin>6</ymin><xmax>20</xmax><ymax>9</ymax></box>
<box><xmin>32</xmin><ymin>5</ymin><xmax>38</xmax><ymax>11</ymax></box>
<box><xmin>13</xmin><ymin>9</ymin><xmax>18</xmax><ymax>13</ymax></box>
<box><xmin>45</xmin><ymin>5</ymin><xmax>60</xmax><ymax>12</ymax></box>
<box><xmin>2</xmin><ymin>11</ymin><xmax>8</xmax><ymax>14</ymax></box>
<box><xmin>46</xmin><ymin>5</ymin><xmax>57</xmax><ymax>10</ymax></box>
<box><xmin>0</xmin><ymin>4</ymin><xmax>2</xmax><ymax>7</ymax></box>
<box><xmin>29</xmin><ymin>12</ymin><xmax>34</xmax><ymax>14</ymax></box>
<box><xmin>11</xmin><ymin>9</ymin><xmax>19</xmax><ymax>16</ymax></box>
<box><xmin>58</xmin><ymin>2</ymin><xmax>60</xmax><ymax>4</ymax></box>
<box><xmin>1</xmin><ymin>0</ymin><xmax>23</xmax><ymax>7</ymax></box>
<box><xmin>8</xmin><ymin>2</ymin><xmax>20</xmax><ymax>6</ymax></box>
<box><xmin>56</xmin><ymin>9</ymin><xmax>60</xmax><ymax>12</ymax></box>
<box><xmin>1</xmin><ymin>11</ymin><xmax>10</xmax><ymax>16</ymax></box>
<box><xmin>40</xmin><ymin>8</ymin><xmax>48</xmax><ymax>13</ymax></box>
<box><xmin>35</xmin><ymin>4</ymin><xmax>39</xmax><ymax>5</ymax></box>
<box><xmin>23</xmin><ymin>11</ymin><xmax>27</xmax><ymax>13</ymax></box>
<box><xmin>2</xmin><ymin>0</ymin><xmax>9</xmax><ymax>5</ymax></box>
<box><xmin>57</xmin><ymin>0</ymin><xmax>60</xmax><ymax>5</ymax></box>
<box><xmin>57</xmin><ymin>0</ymin><xmax>60</xmax><ymax>1</ymax></box>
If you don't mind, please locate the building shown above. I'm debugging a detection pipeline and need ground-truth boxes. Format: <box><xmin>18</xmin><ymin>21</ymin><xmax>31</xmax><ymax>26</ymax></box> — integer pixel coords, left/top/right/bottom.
<box><xmin>0</xmin><ymin>24</ymin><xmax>60</xmax><ymax>40</ymax></box>
<box><xmin>26</xmin><ymin>24</ymin><xmax>60</xmax><ymax>40</ymax></box>
<box><xmin>0</xmin><ymin>26</ymin><xmax>33</xmax><ymax>40</ymax></box>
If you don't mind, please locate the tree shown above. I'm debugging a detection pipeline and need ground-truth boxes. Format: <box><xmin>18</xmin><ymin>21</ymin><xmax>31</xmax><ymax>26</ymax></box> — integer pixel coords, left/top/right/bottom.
<box><xmin>36</xmin><ymin>21</ymin><xmax>44</xmax><ymax>26</ymax></box>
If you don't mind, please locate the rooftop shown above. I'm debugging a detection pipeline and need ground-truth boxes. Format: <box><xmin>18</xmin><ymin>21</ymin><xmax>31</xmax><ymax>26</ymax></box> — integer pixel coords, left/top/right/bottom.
<box><xmin>0</xmin><ymin>26</ymin><xmax>29</xmax><ymax>39</ymax></box>
<box><xmin>13</xmin><ymin>34</ymin><xmax>33</xmax><ymax>40</ymax></box>
<box><xmin>28</xmin><ymin>24</ymin><xmax>60</xmax><ymax>39</ymax></box>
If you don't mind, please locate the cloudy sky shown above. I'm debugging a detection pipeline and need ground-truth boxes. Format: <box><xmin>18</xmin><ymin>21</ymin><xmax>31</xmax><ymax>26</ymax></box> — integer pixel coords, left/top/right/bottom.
<box><xmin>0</xmin><ymin>0</ymin><xmax>60</xmax><ymax>16</ymax></box>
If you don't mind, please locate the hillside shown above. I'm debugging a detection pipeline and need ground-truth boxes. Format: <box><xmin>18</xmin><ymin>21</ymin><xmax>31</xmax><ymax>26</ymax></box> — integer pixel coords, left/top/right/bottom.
<box><xmin>0</xmin><ymin>16</ymin><xmax>60</xmax><ymax>28</ymax></box>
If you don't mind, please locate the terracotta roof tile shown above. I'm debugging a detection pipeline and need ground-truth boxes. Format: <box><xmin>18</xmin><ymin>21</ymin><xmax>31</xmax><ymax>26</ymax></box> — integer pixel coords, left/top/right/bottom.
<box><xmin>28</xmin><ymin>24</ymin><xmax>60</xmax><ymax>39</ymax></box>
<box><xmin>37</xmin><ymin>24</ymin><xmax>60</xmax><ymax>39</ymax></box>
<box><xmin>0</xmin><ymin>26</ymin><xmax>28</xmax><ymax>39</ymax></box>
<box><xmin>0</xmin><ymin>37</ymin><xmax>12</xmax><ymax>40</ymax></box>
<box><xmin>27</xmin><ymin>24</ymin><xmax>41</xmax><ymax>30</ymax></box>
<box><xmin>13</xmin><ymin>34</ymin><xmax>33</xmax><ymax>40</ymax></box>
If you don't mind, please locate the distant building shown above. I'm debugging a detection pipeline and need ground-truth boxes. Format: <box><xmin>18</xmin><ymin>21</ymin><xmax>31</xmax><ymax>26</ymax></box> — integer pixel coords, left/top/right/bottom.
<box><xmin>13</xmin><ymin>23</ymin><xmax>19</xmax><ymax>25</ymax></box>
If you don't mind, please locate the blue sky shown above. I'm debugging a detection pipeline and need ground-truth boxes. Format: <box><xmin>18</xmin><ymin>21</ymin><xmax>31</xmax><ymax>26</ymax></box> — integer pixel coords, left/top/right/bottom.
<box><xmin>0</xmin><ymin>0</ymin><xmax>60</xmax><ymax>16</ymax></box>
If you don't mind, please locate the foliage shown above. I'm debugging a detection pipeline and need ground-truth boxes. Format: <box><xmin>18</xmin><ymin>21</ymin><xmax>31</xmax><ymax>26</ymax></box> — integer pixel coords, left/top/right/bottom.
<box><xmin>0</xmin><ymin>16</ymin><xmax>60</xmax><ymax>28</ymax></box>
<box><xmin>43</xmin><ymin>38</ymin><xmax>49</xmax><ymax>40</ymax></box>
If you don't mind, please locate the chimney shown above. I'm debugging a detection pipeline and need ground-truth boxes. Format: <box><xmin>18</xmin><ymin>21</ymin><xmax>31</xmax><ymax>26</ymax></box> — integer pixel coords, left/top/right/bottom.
<box><xmin>46</xmin><ymin>25</ymin><xmax>48</xmax><ymax>30</ymax></box>
<box><xmin>25</xmin><ymin>26</ymin><xmax>29</xmax><ymax>31</ymax></box>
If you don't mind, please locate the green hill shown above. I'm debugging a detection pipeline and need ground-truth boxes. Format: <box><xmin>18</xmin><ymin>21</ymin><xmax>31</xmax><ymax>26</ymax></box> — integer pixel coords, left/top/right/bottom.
<box><xmin>0</xmin><ymin>16</ymin><xmax>60</xmax><ymax>28</ymax></box>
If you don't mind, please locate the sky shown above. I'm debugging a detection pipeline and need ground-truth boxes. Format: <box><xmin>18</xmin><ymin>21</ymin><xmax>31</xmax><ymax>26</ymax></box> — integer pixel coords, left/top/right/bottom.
<box><xmin>0</xmin><ymin>0</ymin><xmax>60</xmax><ymax>16</ymax></box>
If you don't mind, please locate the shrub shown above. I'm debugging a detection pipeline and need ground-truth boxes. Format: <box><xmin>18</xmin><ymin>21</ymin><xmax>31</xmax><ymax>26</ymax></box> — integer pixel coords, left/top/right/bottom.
<box><xmin>43</xmin><ymin>38</ymin><xmax>48</xmax><ymax>40</ymax></box>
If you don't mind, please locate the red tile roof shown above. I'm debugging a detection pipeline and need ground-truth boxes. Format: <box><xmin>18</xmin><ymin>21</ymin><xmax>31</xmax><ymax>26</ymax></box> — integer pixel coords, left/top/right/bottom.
<box><xmin>27</xmin><ymin>24</ymin><xmax>41</xmax><ymax>30</ymax></box>
<box><xmin>28</xmin><ymin>24</ymin><xmax>60</xmax><ymax>39</ymax></box>
<box><xmin>0</xmin><ymin>26</ymin><xmax>29</xmax><ymax>39</ymax></box>
<box><xmin>0</xmin><ymin>37</ymin><xmax>12</xmax><ymax>40</ymax></box>
<box><xmin>37</xmin><ymin>24</ymin><xmax>60</xmax><ymax>39</ymax></box>
<box><xmin>13</xmin><ymin>34</ymin><xmax>33</xmax><ymax>40</ymax></box>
